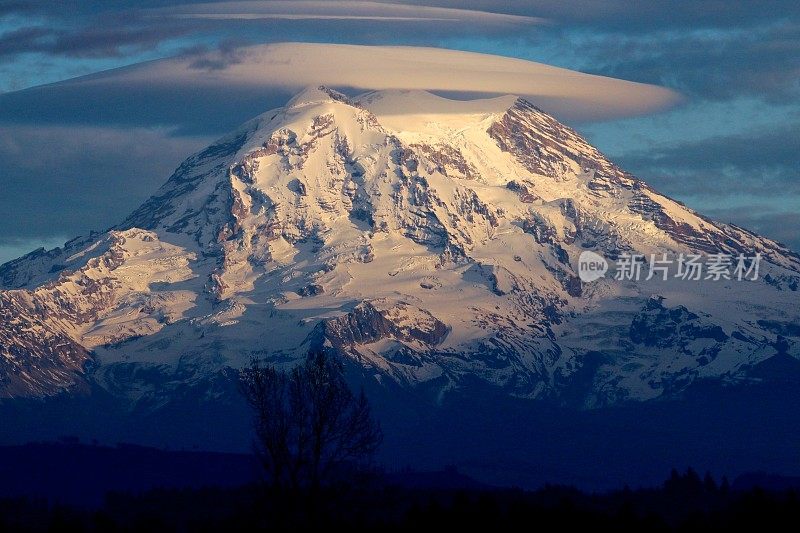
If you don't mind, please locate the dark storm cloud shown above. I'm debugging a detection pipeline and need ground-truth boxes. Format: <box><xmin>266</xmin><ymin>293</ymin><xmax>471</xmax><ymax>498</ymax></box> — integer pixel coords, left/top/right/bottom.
<box><xmin>0</xmin><ymin>1</ymin><xmax>541</xmax><ymax>60</ymax></box>
<box><xmin>704</xmin><ymin>209</ymin><xmax>800</xmax><ymax>251</ymax></box>
<box><xmin>0</xmin><ymin>1</ymin><xmax>209</xmax><ymax>61</ymax></box>
<box><xmin>619</xmin><ymin>122</ymin><xmax>800</xmax><ymax>197</ymax></box>
<box><xmin>381</xmin><ymin>0</ymin><xmax>800</xmax><ymax>32</ymax></box>
<box><xmin>568</xmin><ymin>22</ymin><xmax>800</xmax><ymax>103</ymax></box>
<box><xmin>7</xmin><ymin>0</ymin><xmax>797</xmax><ymax>28</ymax></box>
<box><xmin>0</xmin><ymin>75</ymin><xmax>298</xmax><ymax>134</ymax></box>
<box><xmin>184</xmin><ymin>39</ymin><xmax>250</xmax><ymax>71</ymax></box>
<box><xmin>0</xmin><ymin>20</ymin><xmax>197</xmax><ymax>58</ymax></box>
<box><xmin>0</xmin><ymin>0</ymin><xmax>194</xmax><ymax>17</ymax></box>
<box><xmin>0</xmin><ymin>26</ymin><xmax>51</xmax><ymax>56</ymax></box>
<box><xmin>0</xmin><ymin>1</ymin><xmax>37</xmax><ymax>16</ymax></box>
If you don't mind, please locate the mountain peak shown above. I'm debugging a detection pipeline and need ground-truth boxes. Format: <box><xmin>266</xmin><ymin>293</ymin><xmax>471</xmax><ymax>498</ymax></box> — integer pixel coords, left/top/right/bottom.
<box><xmin>286</xmin><ymin>85</ymin><xmax>353</xmax><ymax>109</ymax></box>
<box><xmin>356</xmin><ymin>89</ymin><xmax>519</xmax><ymax>127</ymax></box>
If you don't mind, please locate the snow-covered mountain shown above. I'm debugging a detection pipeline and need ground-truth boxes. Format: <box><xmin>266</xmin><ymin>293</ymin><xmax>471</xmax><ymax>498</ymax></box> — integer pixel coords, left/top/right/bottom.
<box><xmin>1</xmin><ymin>86</ymin><xmax>798</xmax><ymax>408</ymax></box>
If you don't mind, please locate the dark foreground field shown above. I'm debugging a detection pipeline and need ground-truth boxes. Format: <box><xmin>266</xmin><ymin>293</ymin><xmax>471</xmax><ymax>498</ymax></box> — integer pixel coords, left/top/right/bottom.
<box><xmin>2</xmin><ymin>442</ymin><xmax>800</xmax><ymax>531</ymax></box>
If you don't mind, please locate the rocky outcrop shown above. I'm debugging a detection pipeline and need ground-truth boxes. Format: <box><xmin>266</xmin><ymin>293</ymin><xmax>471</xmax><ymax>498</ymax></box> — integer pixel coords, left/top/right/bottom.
<box><xmin>629</xmin><ymin>297</ymin><xmax>729</xmax><ymax>351</ymax></box>
<box><xmin>488</xmin><ymin>98</ymin><xmax>632</xmax><ymax>184</ymax></box>
<box><xmin>313</xmin><ymin>301</ymin><xmax>449</xmax><ymax>350</ymax></box>
<box><xmin>0</xmin><ymin>292</ymin><xmax>93</xmax><ymax>398</ymax></box>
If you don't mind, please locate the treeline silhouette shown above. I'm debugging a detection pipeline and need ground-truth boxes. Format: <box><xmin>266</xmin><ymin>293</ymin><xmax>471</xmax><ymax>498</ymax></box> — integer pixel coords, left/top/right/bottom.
<box><xmin>2</xmin><ymin>468</ymin><xmax>800</xmax><ymax>531</ymax></box>
<box><xmin>240</xmin><ymin>351</ymin><xmax>382</xmax><ymax>490</ymax></box>
<box><xmin>4</xmin><ymin>352</ymin><xmax>800</xmax><ymax>530</ymax></box>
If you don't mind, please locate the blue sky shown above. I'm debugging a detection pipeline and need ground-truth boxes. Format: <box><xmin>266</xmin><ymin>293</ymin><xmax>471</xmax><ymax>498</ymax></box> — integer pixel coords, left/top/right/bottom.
<box><xmin>0</xmin><ymin>1</ymin><xmax>798</xmax><ymax>263</ymax></box>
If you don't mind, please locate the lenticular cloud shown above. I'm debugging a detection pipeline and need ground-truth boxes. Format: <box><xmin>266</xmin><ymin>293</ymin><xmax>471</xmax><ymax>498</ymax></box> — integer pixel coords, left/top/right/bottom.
<box><xmin>0</xmin><ymin>43</ymin><xmax>681</xmax><ymax>134</ymax></box>
<box><xmin>168</xmin><ymin>43</ymin><xmax>681</xmax><ymax>120</ymax></box>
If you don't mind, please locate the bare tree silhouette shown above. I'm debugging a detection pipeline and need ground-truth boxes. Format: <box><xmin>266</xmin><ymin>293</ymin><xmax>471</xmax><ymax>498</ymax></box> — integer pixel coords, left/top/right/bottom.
<box><xmin>240</xmin><ymin>350</ymin><xmax>382</xmax><ymax>489</ymax></box>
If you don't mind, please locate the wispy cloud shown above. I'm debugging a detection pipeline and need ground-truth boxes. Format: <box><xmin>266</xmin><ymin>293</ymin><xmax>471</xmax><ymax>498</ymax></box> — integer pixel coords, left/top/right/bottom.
<box><xmin>4</xmin><ymin>1</ymin><xmax>795</xmax><ymax>105</ymax></box>
<box><xmin>0</xmin><ymin>21</ymin><xmax>195</xmax><ymax>58</ymax></box>
<box><xmin>0</xmin><ymin>0</ymin><xmax>545</xmax><ymax>62</ymax></box>
<box><xmin>0</xmin><ymin>124</ymin><xmax>210</xmax><ymax>244</ymax></box>
<box><xmin>156</xmin><ymin>1</ymin><xmax>545</xmax><ymax>24</ymax></box>
<box><xmin>619</xmin><ymin>122</ymin><xmax>800</xmax><ymax>198</ymax></box>
<box><xmin>375</xmin><ymin>0</ymin><xmax>800</xmax><ymax>32</ymax></box>
<box><xmin>566</xmin><ymin>23</ymin><xmax>800</xmax><ymax>103</ymax></box>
